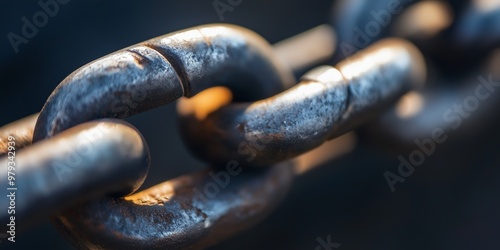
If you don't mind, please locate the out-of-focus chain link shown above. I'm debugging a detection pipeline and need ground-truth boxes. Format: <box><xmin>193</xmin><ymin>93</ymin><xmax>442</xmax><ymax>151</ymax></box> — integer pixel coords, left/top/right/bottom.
<box><xmin>1</xmin><ymin>0</ymin><xmax>499</xmax><ymax>249</ymax></box>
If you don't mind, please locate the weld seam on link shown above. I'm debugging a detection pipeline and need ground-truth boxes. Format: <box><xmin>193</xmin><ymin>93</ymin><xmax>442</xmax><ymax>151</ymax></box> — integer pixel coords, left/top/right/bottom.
<box><xmin>141</xmin><ymin>44</ymin><xmax>191</xmax><ymax>97</ymax></box>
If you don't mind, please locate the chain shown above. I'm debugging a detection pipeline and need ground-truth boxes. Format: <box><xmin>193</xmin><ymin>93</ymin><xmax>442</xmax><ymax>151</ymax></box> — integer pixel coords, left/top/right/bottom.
<box><xmin>32</xmin><ymin>24</ymin><xmax>295</xmax><ymax>142</ymax></box>
<box><xmin>332</xmin><ymin>0</ymin><xmax>500</xmax><ymax>142</ymax></box>
<box><xmin>179</xmin><ymin>39</ymin><xmax>424</xmax><ymax>167</ymax></box>
<box><xmin>0</xmin><ymin>30</ymin><xmax>424</xmax><ymax>248</ymax></box>
<box><xmin>0</xmin><ymin>119</ymin><xmax>150</xmax><ymax>229</ymax></box>
<box><xmin>41</xmin><ymin>37</ymin><xmax>425</xmax><ymax>249</ymax></box>
<box><xmin>1</xmin><ymin>0</ymin><xmax>499</xmax><ymax>249</ymax></box>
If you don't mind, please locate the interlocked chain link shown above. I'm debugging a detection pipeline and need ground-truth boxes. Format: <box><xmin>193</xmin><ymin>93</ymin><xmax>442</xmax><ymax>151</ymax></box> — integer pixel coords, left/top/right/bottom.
<box><xmin>1</xmin><ymin>0</ymin><xmax>499</xmax><ymax>249</ymax></box>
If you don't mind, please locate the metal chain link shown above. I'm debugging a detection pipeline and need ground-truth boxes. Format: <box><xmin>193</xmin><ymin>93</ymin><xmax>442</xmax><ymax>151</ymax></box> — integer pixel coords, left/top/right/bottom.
<box><xmin>32</xmin><ymin>24</ymin><xmax>295</xmax><ymax>142</ymax></box>
<box><xmin>1</xmin><ymin>0</ymin><xmax>499</xmax><ymax>249</ymax></box>
<box><xmin>179</xmin><ymin>39</ymin><xmax>425</xmax><ymax>167</ymax></box>
<box><xmin>45</xmin><ymin>38</ymin><xmax>425</xmax><ymax>249</ymax></box>
<box><xmin>331</xmin><ymin>0</ymin><xmax>500</xmax><ymax>145</ymax></box>
<box><xmin>1</xmin><ymin>119</ymin><xmax>150</xmax><ymax>229</ymax></box>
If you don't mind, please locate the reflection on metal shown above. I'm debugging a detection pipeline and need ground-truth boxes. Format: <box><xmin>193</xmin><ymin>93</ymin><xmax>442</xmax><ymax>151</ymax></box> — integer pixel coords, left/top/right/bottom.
<box><xmin>177</xmin><ymin>87</ymin><xmax>233</xmax><ymax>120</ymax></box>
<box><xmin>54</xmin><ymin>162</ymin><xmax>294</xmax><ymax>250</ymax></box>
<box><xmin>475</xmin><ymin>0</ymin><xmax>500</xmax><ymax>11</ymax></box>
<box><xmin>0</xmin><ymin>120</ymin><xmax>150</xmax><ymax>228</ymax></box>
<box><xmin>395</xmin><ymin>91</ymin><xmax>425</xmax><ymax>119</ymax></box>
<box><xmin>6</xmin><ymin>0</ymin><xmax>500</xmax><ymax>247</ymax></box>
<box><xmin>33</xmin><ymin>24</ymin><xmax>295</xmax><ymax>142</ymax></box>
<box><xmin>0</xmin><ymin>113</ymin><xmax>38</xmax><ymax>155</ymax></box>
<box><xmin>330</xmin><ymin>0</ymin><xmax>419</xmax><ymax>63</ymax></box>
<box><xmin>454</xmin><ymin>0</ymin><xmax>500</xmax><ymax>46</ymax></box>
<box><xmin>18</xmin><ymin>23</ymin><xmax>298</xmax><ymax>248</ymax></box>
<box><xmin>293</xmin><ymin>132</ymin><xmax>357</xmax><ymax>175</ymax></box>
<box><xmin>274</xmin><ymin>24</ymin><xmax>336</xmax><ymax>72</ymax></box>
<box><xmin>179</xmin><ymin>39</ymin><xmax>425</xmax><ymax>166</ymax></box>
<box><xmin>2</xmin><ymin>23</ymin><xmax>342</xmax><ymax>244</ymax></box>
<box><xmin>392</xmin><ymin>1</ymin><xmax>453</xmax><ymax>38</ymax></box>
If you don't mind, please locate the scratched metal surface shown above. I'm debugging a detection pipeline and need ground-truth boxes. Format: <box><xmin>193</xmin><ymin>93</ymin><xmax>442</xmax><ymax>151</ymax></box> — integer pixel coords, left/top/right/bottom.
<box><xmin>1</xmin><ymin>0</ymin><xmax>500</xmax><ymax>249</ymax></box>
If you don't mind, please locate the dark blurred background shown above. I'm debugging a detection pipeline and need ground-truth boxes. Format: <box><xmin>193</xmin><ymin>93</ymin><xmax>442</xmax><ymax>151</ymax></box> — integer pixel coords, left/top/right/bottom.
<box><xmin>1</xmin><ymin>0</ymin><xmax>500</xmax><ymax>249</ymax></box>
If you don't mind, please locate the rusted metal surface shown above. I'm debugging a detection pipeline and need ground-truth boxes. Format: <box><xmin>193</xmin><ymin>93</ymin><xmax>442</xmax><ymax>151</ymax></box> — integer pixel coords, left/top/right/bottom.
<box><xmin>179</xmin><ymin>39</ymin><xmax>425</xmax><ymax>166</ymax></box>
